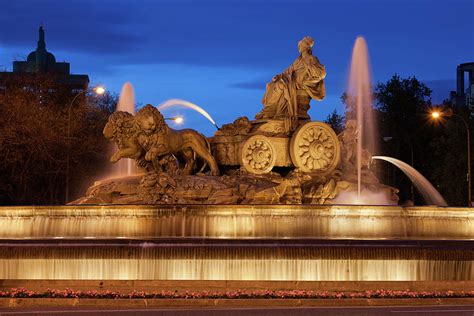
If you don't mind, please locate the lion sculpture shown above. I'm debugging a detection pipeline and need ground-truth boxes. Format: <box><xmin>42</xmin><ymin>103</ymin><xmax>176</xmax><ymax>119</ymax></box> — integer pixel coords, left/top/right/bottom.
<box><xmin>103</xmin><ymin>111</ymin><xmax>146</xmax><ymax>167</ymax></box>
<box><xmin>134</xmin><ymin>104</ymin><xmax>220</xmax><ymax>176</ymax></box>
<box><xmin>103</xmin><ymin>111</ymin><xmax>179</xmax><ymax>172</ymax></box>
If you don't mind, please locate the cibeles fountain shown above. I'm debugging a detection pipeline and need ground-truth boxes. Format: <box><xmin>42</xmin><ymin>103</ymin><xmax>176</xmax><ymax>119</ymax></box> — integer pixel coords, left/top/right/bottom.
<box><xmin>0</xmin><ymin>36</ymin><xmax>471</xmax><ymax>283</ymax></box>
<box><xmin>80</xmin><ymin>36</ymin><xmax>399</xmax><ymax>206</ymax></box>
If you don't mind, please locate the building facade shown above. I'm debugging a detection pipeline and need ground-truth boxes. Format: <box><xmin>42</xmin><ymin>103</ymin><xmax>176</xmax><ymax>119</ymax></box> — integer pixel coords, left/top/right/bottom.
<box><xmin>0</xmin><ymin>26</ymin><xmax>89</xmax><ymax>93</ymax></box>
<box><xmin>450</xmin><ymin>62</ymin><xmax>474</xmax><ymax>113</ymax></box>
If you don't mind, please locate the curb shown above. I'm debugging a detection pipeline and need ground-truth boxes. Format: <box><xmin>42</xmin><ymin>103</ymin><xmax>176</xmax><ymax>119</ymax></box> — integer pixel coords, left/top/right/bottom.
<box><xmin>1</xmin><ymin>297</ymin><xmax>474</xmax><ymax>309</ymax></box>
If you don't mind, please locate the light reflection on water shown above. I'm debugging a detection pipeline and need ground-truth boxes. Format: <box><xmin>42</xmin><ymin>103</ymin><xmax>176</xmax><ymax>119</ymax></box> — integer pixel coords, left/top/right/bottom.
<box><xmin>0</xmin><ymin>205</ymin><xmax>471</xmax><ymax>281</ymax></box>
<box><xmin>0</xmin><ymin>246</ymin><xmax>471</xmax><ymax>281</ymax></box>
<box><xmin>0</xmin><ymin>205</ymin><xmax>471</xmax><ymax>239</ymax></box>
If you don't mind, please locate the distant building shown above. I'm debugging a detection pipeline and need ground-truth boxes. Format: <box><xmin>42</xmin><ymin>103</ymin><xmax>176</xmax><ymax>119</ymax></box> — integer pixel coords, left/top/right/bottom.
<box><xmin>450</xmin><ymin>62</ymin><xmax>474</xmax><ymax>112</ymax></box>
<box><xmin>0</xmin><ymin>26</ymin><xmax>89</xmax><ymax>93</ymax></box>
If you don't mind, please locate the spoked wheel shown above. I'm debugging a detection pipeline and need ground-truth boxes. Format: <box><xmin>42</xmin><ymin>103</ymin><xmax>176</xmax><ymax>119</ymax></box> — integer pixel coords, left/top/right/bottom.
<box><xmin>240</xmin><ymin>135</ymin><xmax>276</xmax><ymax>174</ymax></box>
<box><xmin>290</xmin><ymin>121</ymin><xmax>341</xmax><ymax>175</ymax></box>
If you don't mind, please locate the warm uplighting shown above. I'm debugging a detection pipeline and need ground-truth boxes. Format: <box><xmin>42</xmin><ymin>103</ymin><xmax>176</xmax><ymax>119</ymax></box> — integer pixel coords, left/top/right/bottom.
<box><xmin>0</xmin><ymin>204</ymin><xmax>470</xmax><ymax>280</ymax></box>
<box><xmin>94</xmin><ymin>86</ymin><xmax>106</xmax><ymax>95</ymax></box>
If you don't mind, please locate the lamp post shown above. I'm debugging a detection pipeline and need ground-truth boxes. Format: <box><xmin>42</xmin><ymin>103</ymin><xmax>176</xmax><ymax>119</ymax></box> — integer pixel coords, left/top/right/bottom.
<box><xmin>65</xmin><ymin>86</ymin><xmax>105</xmax><ymax>203</ymax></box>
<box><xmin>430</xmin><ymin>109</ymin><xmax>471</xmax><ymax>206</ymax></box>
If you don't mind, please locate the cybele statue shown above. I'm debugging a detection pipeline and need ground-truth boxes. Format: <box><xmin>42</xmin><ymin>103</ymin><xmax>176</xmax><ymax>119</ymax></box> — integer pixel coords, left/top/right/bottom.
<box><xmin>75</xmin><ymin>36</ymin><xmax>397</xmax><ymax>205</ymax></box>
<box><xmin>256</xmin><ymin>36</ymin><xmax>326</xmax><ymax>132</ymax></box>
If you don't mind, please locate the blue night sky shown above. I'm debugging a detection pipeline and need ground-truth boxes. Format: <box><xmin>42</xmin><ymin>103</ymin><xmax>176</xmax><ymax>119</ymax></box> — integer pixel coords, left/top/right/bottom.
<box><xmin>1</xmin><ymin>0</ymin><xmax>473</xmax><ymax>135</ymax></box>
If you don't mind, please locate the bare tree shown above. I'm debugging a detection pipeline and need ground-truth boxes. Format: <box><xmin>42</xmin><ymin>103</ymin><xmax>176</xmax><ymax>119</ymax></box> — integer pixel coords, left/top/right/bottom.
<box><xmin>0</xmin><ymin>73</ymin><xmax>116</xmax><ymax>205</ymax></box>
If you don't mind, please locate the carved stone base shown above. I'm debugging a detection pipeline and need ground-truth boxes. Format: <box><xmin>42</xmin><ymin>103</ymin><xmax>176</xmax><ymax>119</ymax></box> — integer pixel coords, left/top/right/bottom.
<box><xmin>72</xmin><ymin>171</ymin><xmax>398</xmax><ymax>206</ymax></box>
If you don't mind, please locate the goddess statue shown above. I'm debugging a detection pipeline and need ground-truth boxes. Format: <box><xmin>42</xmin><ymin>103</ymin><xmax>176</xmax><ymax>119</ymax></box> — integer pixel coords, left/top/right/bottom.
<box><xmin>255</xmin><ymin>36</ymin><xmax>326</xmax><ymax>131</ymax></box>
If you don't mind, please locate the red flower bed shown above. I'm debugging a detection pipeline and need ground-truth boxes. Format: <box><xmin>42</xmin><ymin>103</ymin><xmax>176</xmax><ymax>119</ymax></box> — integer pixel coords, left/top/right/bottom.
<box><xmin>0</xmin><ymin>288</ymin><xmax>473</xmax><ymax>299</ymax></box>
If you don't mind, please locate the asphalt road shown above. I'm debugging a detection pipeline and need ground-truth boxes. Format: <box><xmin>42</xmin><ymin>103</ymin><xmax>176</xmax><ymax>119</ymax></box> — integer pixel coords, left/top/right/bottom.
<box><xmin>0</xmin><ymin>305</ymin><xmax>473</xmax><ymax>316</ymax></box>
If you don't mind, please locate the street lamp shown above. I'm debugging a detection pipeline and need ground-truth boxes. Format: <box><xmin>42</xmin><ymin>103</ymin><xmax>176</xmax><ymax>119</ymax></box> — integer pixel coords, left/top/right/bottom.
<box><xmin>65</xmin><ymin>85</ymin><xmax>106</xmax><ymax>203</ymax></box>
<box><xmin>430</xmin><ymin>109</ymin><xmax>471</xmax><ymax>206</ymax></box>
<box><xmin>165</xmin><ymin>116</ymin><xmax>184</xmax><ymax>125</ymax></box>
<box><xmin>94</xmin><ymin>86</ymin><xmax>105</xmax><ymax>95</ymax></box>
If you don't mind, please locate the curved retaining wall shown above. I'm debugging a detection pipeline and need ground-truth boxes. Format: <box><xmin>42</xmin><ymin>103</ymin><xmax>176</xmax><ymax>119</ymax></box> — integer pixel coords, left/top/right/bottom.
<box><xmin>0</xmin><ymin>205</ymin><xmax>471</xmax><ymax>281</ymax></box>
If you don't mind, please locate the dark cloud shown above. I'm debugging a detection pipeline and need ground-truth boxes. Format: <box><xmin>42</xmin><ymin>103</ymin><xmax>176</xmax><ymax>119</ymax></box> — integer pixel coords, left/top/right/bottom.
<box><xmin>0</xmin><ymin>0</ymin><xmax>145</xmax><ymax>55</ymax></box>
<box><xmin>0</xmin><ymin>0</ymin><xmax>471</xmax><ymax>85</ymax></box>
<box><xmin>0</xmin><ymin>0</ymin><xmax>352</xmax><ymax>68</ymax></box>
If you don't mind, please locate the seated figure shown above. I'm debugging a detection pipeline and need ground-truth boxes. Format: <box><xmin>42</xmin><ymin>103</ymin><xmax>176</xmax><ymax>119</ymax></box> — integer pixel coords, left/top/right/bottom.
<box><xmin>255</xmin><ymin>36</ymin><xmax>326</xmax><ymax>131</ymax></box>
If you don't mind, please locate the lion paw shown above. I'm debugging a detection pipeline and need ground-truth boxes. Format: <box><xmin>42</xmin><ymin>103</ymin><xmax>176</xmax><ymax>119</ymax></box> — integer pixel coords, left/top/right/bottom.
<box><xmin>110</xmin><ymin>153</ymin><xmax>121</xmax><ymax>163</ymax></box>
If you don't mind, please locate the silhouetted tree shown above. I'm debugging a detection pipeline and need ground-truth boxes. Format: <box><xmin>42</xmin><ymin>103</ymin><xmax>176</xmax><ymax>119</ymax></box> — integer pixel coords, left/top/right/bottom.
<box><xmin>376</xmin><ymin>74</ymin><xmax>432</xmax><ymax>140</ymax></box>
<box><xmin>428</xmin><ymin>102</ymin><xmax>472</xmax><ymax>206</ymax></box>
<box><xmin>324</xmin><ymin>109</ymin><xmax>345</xmax><ymax>135</ymax></box>
<box><xmin>0</xmin><ymin>73</ymin><xmax>116</xmax><ymax>205</ymax></box>
<box><xmin>374</xmin><ymin>74</ymin><xmax>457</xmax><ymax>205</ymax></box>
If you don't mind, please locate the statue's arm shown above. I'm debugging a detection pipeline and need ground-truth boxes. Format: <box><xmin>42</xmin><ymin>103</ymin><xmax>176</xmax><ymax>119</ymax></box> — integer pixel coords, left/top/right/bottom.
<box><xmin>303</xmin><ymin>56</ymin><xmax>326</xmax><ymax>84</ymax></box>
<box><xmin>306</xmin><ymin>56</ymin><xmax>326</xmax><ymax>80</ymax></box>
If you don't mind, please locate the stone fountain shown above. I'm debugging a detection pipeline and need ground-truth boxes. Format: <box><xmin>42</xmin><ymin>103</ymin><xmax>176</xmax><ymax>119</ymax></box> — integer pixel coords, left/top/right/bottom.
<box><xmin>76</xmin><ymin>36</ymin><xmax>396</xmax><ymax>206</ymax></box>
<box><xmin>0</xmin><ymin>36</ymin><xmax>471</xmax><ymax>285</ymax></box>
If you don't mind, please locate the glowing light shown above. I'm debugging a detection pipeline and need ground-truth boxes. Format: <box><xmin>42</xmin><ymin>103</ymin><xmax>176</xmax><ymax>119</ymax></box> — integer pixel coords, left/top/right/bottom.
<box><xmin>431</xmin><ymin>111</ymin><xmax>441</xmax><ymax>119</ymax></box>
<box><xmin>94</xmin><ymin>86</ymin><xmax>106</xmax><ymax>95</ymax></box>
<box><xmin>157</xmin><ymin>99</ymin><xmax>218</xmax><ymax>128</ymax></box>
<box><xmin>165</xmin><ymin>116</ymin><xmax>185</xmax><ymax>124</ymax></box>
<box><xmin>174</xmin><ymin>116</ymin><xmax>184</xmax><ymax>124</ymax></box>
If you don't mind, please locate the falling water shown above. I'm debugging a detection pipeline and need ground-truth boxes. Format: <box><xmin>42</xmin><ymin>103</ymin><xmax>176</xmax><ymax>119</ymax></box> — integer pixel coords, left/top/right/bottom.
<box><xmin>0</xmin><ymin>246</ymin><xmax>469</xmax><ymax>280</ymax></box>
<box><xmin>373</xmin><ymin>156</ymin><xmax>448</xmax><ymax>206</ymax></box>
<box><xmin>0</xmin><ymin>205</ymin><xmax>470</xmax><ymax>280</ymax></box>
<box><xmin>347</xmin><ymin>37</ymin><xmax>378</xmax><ymax>197</ymax></box>
<box><xmin>2</xmin><ymin>205</ymin><xmax>467</xmax><ymax>239</ymax></box>
<box><xmin>111</xmin><ymin>82</ymin><xmax>136</xmax><ymax>177</ymax></box>
<box><xmin>157</xmin><ymin>99</ymin><xmax>219</xmax><ymax>128</ymax></box>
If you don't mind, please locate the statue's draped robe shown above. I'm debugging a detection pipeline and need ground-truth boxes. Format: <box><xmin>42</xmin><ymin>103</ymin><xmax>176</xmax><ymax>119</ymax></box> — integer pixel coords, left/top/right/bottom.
<box><xmin>257</xmin><ymin>54</ymin><xmax>326</xmax><ymax>129</ymax></box>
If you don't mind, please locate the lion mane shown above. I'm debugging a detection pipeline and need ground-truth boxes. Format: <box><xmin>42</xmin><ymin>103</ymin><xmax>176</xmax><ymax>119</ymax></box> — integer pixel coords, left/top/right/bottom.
<box><xmin>135</xmin><ymin>104</ymin><xmax>168</xmax><ymax>136</ymax></box>
<box><xmin>104</xmin><ymin>111</ymin><xmax>138</xmax><ymax>148</ymax></box>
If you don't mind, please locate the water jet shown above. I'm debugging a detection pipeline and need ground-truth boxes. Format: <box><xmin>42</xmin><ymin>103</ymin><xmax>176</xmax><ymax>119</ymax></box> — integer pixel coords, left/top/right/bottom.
<box><xmin>157</xmin><ymin>98</ymin><xmax>219</xmax><ymax>129</ymax></box>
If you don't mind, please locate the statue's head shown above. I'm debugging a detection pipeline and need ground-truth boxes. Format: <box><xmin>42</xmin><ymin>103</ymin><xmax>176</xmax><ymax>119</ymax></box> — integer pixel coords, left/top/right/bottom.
<box><xmin>103</xmin><ymin>111</ymin><xmax>135</xmax><ymax>141</ymax></box>
<box><xmin>135</xmin><ymin>104</ymin><xmax>167</xmax><ymax>135</ymax></box>
<box><xmin>298</xmin><ymin>36</ymin><xmax>314</xmax><ymax>54</ymax></box>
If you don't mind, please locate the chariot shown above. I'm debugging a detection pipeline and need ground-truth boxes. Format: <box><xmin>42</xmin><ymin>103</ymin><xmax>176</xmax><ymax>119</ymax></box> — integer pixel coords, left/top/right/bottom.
<box><xmin>212</xmin><ymin>119</ymin><xmax>341</xmax><ymax>175</ymax></box>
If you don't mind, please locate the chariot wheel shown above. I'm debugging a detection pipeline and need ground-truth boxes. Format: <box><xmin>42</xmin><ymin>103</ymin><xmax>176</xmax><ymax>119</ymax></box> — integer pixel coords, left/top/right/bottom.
<box><xmin>290</xmin><ymin>121</ymin><xmax>341</xmax><ymax>175</ymax></box>
<box><xmin>240</xmin><ymin>135</ymin><xmax>276</xmax><ymax>174</ymax></box>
